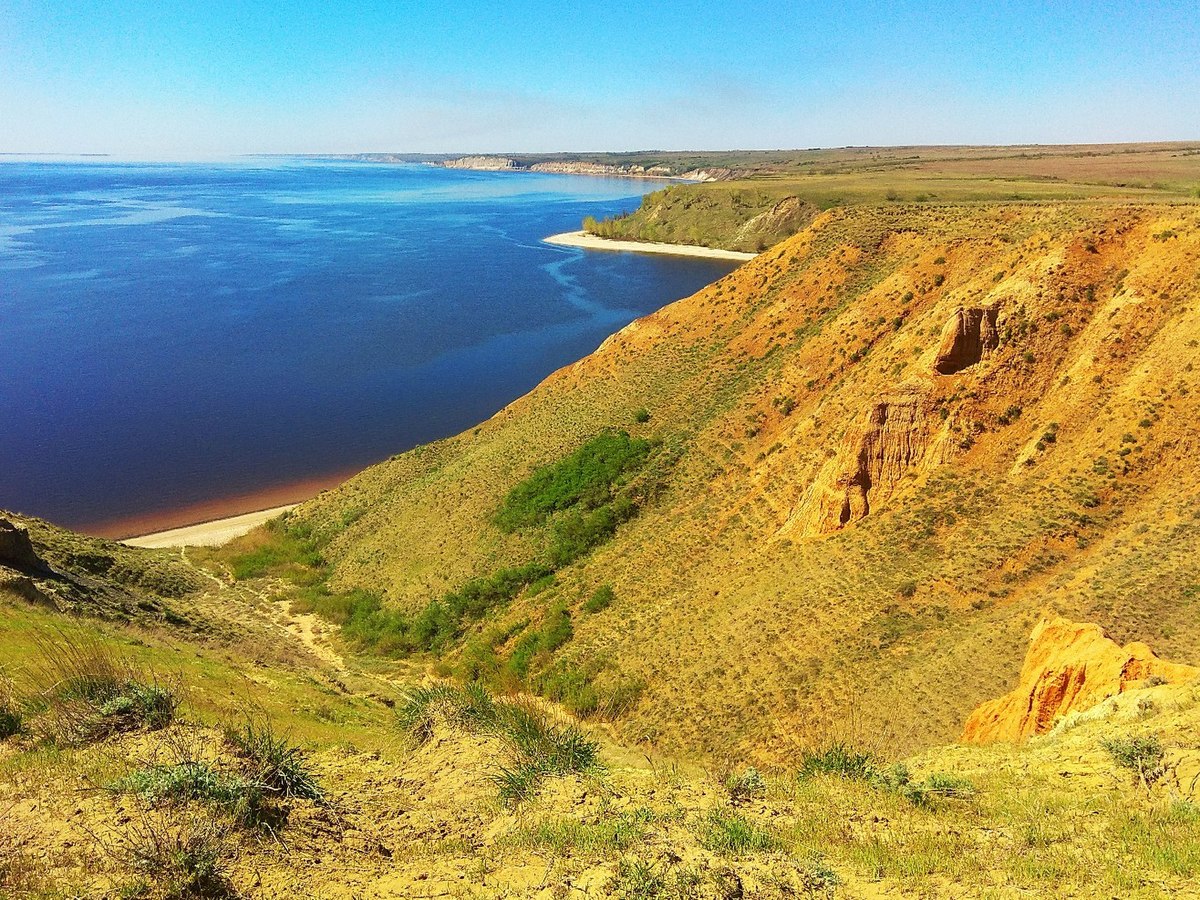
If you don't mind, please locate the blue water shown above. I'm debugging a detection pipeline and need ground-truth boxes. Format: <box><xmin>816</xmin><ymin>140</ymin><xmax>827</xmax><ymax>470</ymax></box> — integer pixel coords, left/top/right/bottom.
<box><xmin>0</xmin><ymin>160</ymin><xmax>735</xmax><ymax>532</ymax></box>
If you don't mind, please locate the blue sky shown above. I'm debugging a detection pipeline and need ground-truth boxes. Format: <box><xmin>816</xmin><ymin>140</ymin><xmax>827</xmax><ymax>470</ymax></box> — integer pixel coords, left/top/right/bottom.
<box><xmin>1</xmin><ymin>1</ymin><xmax>1196</xmax><ymax>156</ymax></box>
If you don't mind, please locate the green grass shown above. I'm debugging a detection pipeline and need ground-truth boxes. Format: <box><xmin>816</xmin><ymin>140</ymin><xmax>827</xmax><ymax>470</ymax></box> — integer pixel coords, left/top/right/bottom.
<box><xmin>223</xmin><ymin>718</ymin><xmax>323</xmax><ymax>802</ymax></box>
<box><xmin>20</xmin><ymin>632</ymin><xmax>178</xmax><ymax>746</ymax></box>
<box><xmin>697</xmin><ymin>807</ymin><xmax>780</xmax><ymax>855</ymax></box>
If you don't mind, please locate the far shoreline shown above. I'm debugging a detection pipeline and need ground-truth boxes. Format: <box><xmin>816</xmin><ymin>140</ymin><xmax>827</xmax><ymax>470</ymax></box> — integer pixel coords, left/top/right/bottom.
<box><xmin>543</xmin><ymin>230</ymin><xmax>757</xmax><ymax>261</ymax></box>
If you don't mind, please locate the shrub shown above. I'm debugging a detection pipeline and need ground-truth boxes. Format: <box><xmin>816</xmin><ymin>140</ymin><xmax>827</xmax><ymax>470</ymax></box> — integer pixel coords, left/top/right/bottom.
<box><xmin>112</xmin><ymin>811</ymin><xmax>235</xmax><ymax>899</ymax></box>
<box><xmin>633</xmin><ymin>407</ymin><xmax>651</xmax><ymax>424</ymax></box>
<box><xmin>1102</xmin><ymin>734</ymin><xmax>1167</xmax><ymax>786</ymax></box>
<box><xmin>584</xmin><ymin>585</ymin><xmax>615</xmax><ymax>614</ymax></box>
<box><xmin>223</xmin><ymin>719</ymin><xmax>323</xmax><ymax>802</ymax></box>
<box><xmin>495</xmin><ymin>430</ymin><xmax>653</xmax><ymax>531</ymax></box>
<box><xmin>29</xmin><ymin>633</ymin><xmax>178</xmax><ymax>746</ymax></box>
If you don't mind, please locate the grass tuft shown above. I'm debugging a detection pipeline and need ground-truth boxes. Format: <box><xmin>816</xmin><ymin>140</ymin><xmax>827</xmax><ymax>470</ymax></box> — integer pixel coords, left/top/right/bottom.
<box><xmin>697</xmin><ymin>807</ymin><xmax>780</xmax><ymax>855</ymax></box>
<box><xmin>27</xmin><ymin>632</ymin><xmax>178</xmax><ymax>746</ymax></box>
<box><xmin>223</xmin><ymin>718</ymin><xmax>323</xmax><ymax>802</ymax></box>
<box><xmin>397</xmin><ymin>682</ymin><xmax>600</xmax><ymax>804</ymax></box>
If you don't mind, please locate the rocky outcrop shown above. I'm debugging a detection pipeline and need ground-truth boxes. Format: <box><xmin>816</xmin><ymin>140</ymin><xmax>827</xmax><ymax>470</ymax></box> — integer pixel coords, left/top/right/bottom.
<box><xmin>962</xmin><ymin>616</ymin><xmax>1199</xmax><ymax>743</ymax></box>
<box><xmin>441</xmin><ymin>156</ymin><xmax>519</xmax><ymax>171</ymax></box>
<box><xmin>529</xmin><ymin>161</ymin><xmax>673</xmax><ymax>178</ymax></box>
<box><xmin>678</xmin><ymin>168</ymin><xmax>734</xmax><ymax>182</ymax></box>
<box><xmin>933</xmin><ymin>306</ymin><xmax>1000</xmax><ymax>375</ymax></box>
<box><xmin>0</xmin><ymin>518</ymin><xmax>48</xmax><ymax>572</ymax></box>
<box><xmin>792</xmin><ymin>389</ymin><xmax>947</xmax><ymax>534</ymax></box>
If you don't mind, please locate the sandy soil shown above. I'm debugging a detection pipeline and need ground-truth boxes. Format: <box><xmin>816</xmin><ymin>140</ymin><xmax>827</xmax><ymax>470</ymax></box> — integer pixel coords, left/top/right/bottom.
<box><xmin>122</xmin><ymin>504</ymin><xmax>296</xmax><ymax>548</ymax></box>
<box><xmin>544</xmin><ymin>230</ymin><xmax>757</xmax><ymax>260</ymax></box>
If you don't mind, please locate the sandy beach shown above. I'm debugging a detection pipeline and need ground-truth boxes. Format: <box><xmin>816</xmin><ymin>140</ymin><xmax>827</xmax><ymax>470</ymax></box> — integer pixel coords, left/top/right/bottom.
<box><xmin>544</xmin><ymin>231</ymin><xmax>757</xmax><ymax>261</ymax></box>
<box><xmin>122</xmin><ymin>504</ymin><xmax>297</xmax><ymax>548</ymax></box>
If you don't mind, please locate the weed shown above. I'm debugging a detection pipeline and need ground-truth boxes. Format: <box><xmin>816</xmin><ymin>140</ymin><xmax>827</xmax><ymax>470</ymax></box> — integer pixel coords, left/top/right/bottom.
<box><xmin>698</xmin><ymin>807</ymin><xmax>779</xmax><ymax>855</ymax></box>
<box><xmin>397</xmin><ymin>683</ymin><xmax>600</xmax><ymax>804</ymax></box>
<box><xmin>724</xmin><ymin>766</ymin><xmax>766</xmax><ymax>803</ymax></box>
<box><xmin>0</xmin><ymin>673</ymin><xmax>21</xmax><ymax>740</ymax></box>
<box><xmin>798</xmin><ymin>742</ymin><xmax>876</xmax><ymax>780</ymax></box>
<box><xmin>1102</xmin><ymin>734</ymin><xmax>1167</xmax><ymax>786</ymax></box>
<box><xmin>109</xmin><ymin>761</ymin><xmax>266</xmax><ymax>828</ymax></box>
<box><xmin>223</xmin><ymin>718</ymin><xmax>323</xmax><ymax>802</ymax></box>
<box><xmin>28</xmin><ymin>632</ymin><xmax>178</xmax><ymax>746</ymax></box>
<box><xmin>633</xmin><ymin>407</ymin><xmax>652</xmax><ymax>424</ymax></box>
<box><xmin>109</xmin><ymin>809</ymin><xmax>236</xmax><ymax>899</ymax></box>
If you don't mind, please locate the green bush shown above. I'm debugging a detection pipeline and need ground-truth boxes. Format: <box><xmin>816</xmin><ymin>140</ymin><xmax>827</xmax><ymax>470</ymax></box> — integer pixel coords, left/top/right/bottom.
<box><xmin>495</xmin><ymin>430</ymin><xmax>653</xmax><ymax>531</ymax></box>
<box><xmin>633</xmin><ymin>407</ymin><xmax>651</xmax><ymax>424</ymax></box>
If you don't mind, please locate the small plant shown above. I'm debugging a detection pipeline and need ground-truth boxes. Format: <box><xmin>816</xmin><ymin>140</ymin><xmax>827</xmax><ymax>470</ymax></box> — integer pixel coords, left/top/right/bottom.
<box><xmin>584</xmin><ymin>584</ymin><xmax>616</xmax><ymax>614</ymax></box>
<box><xmin>1102</xmin><ymin>734</ymin><xmax>1167</xmax><ymax>786</ymax></box>
<box><xmin>796</xmin><ymin>857</ymin><xmax>842</xmax><ymax>898</ymax></box>
<box><xmin>110</xmin><ymin>810</ymin><xmax>236</xmax><ymax>899</ymax></box>
<box><xmin>633</xmin><ymin>407</ymin><xmax>651</xmax><ymax>424</ymax></box>
<box><xmin>0</xmin><ymin>673</ymin><xmax>21</xmax><ymax>740</ymax></box>
<box><xmin>724</xmin><ymin>766</ymin><xmax>766</xmax><ymax>803</ymax></box>
<box><xmin>397</xmin><ymin>683</ymin><xmax>600</xmax><ymax>804</ymax></box>
<box><xmin>109</xmin><ymin>761</ymin><xmax>266</xmax><ymax>828</ymax></box>
<box><xmin>698</xmin><ymin>807</ymin><xmax>779</xmax><ymax>855</ymax></box>
<box><xmin>29</xmin><ymin>632</ymin><xmax>178</xmax><ymax>746</ymax></box>
<box><xmin>223</xmin><ymin>719</ymin><xmax>323</xmax><ymax>802</ymax></box>
<box><xmin>798</xmin><ymin>742</ymin><xmax>876</xmax><ymax>780</ymax></box>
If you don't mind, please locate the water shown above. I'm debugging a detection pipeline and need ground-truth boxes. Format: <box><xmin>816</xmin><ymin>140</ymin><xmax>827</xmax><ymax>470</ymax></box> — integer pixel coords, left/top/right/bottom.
<box><xmin>0</xmin><ymin>159</ymin><xmax>736</xmax><ymax>534</ymax></box>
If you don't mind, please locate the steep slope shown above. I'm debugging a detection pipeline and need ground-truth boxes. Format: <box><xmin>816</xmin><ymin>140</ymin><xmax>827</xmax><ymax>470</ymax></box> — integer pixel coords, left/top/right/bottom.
<box><xmin>287</xmin><ymin>202</ymin><xmax>1200</xmax><ymax>760</ymax></box>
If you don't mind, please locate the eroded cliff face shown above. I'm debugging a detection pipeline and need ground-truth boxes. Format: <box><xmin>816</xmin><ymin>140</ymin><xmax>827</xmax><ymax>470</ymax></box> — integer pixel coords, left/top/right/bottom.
<box><xmin>933</xmin><ymin>306</ymin><xmax>1001</xmax><ymax>375</ymax></box>
<box><xmin>962</xmin><ymin>616</ymin><xmax>1199</xmax><ymax>743</ymax></box>
<box><xmin>789</xmin><ymin>389</ymin><xmax>952</xmax><ymax>534</ymax></box>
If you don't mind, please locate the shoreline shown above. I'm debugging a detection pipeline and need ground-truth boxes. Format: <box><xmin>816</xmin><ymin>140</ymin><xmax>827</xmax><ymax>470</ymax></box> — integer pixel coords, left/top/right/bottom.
<box><xmin>122</xmin><ymin>504</ymin><xmax>298</xmax><ymax>548</ymax></box>
<box><xmin>543</xmin><ymin>231</ymin><xmax>757</xmax><ymax>261</ymax></box>
<box><xmin>81</xmin><ymin>470</ymin><xmax>358</xmax><ymax>543</ymax></box>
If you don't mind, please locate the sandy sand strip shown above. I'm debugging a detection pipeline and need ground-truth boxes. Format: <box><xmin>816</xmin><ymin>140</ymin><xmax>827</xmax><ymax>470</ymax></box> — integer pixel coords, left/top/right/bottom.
<box><xmin>544</xmin><ymin>231</ymin><xmax>757</xmax><ymax>261</ymax></box>
<box><xmin>123</xmin><ymin>504</ymin><xmax>297</xmax><ymax>548</ymax></box>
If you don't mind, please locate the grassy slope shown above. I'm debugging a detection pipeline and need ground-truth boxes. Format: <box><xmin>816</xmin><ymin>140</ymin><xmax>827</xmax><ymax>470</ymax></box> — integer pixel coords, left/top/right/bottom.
<box><xmin>586</xmin><ymin>143</ymin><xmax>1200</xmax><ymax>250</ymax></box>
<box><xmin>4</xmin><ymin>579</ymin><xmax>1199</xmax><ymax>897</ymax></box>
<box><xmin>288</xmin><ymin>202</ymin><xmax>1200</xmax><ymax>762</ymax></box>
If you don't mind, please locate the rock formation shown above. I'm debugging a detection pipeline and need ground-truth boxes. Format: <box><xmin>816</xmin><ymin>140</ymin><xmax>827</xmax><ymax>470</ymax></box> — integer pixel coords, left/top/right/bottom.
<box><xmin>0</xmin><ymin>517</ymin><xmax>47</xmax><ymax>572</ymax></box>
<box><xmin>933</xmin><ymin>306</ymin><xmax>1000</xmax><ymax>375</ymax></box>
<box><xmin>961</xmin><ymin>615</ymin><xmax>1199</xmax><ymax>743</ymax></box>
<box><xmin>792</xmin><ymin>389</ymin><xmax>946</xmax><ymax>534</ymax></box>
<box><xmin>441</xmin><ymin>156</ymin><xmax>519</xmax><ymax>171</ymax></box>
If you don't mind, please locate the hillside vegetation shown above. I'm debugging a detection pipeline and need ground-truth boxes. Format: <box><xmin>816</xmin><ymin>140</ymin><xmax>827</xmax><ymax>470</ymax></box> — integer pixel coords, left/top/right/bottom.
<box><xmin>584</xmin><ymin>142</ymin><xmax>1200</xmax><ymax>250</ymax></box>
<box><xmin>277</xmin><ymin>201</ymin><xmax>1200</xmax><ymax>764</ymax></box>
<box><xmin>4</xmin><ymin>516</ymin><xmax>1200</xmax><ymax>898</ymax></box>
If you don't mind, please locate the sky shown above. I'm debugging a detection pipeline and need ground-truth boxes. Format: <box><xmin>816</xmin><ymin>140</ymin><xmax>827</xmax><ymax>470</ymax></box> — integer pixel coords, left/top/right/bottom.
<box><xmin>1</xmin><ymin>0</ymin><xmax>1197</xmax><ymax>157</ymax></box>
